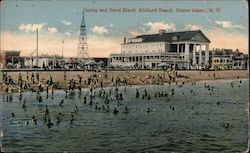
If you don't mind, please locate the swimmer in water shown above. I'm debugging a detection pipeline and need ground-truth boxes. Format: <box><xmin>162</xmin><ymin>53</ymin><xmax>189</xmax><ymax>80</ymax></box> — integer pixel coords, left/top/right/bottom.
<box><xmin>106</xmin><ymin>106</ymin><xmax>110</xmax><ymax>112</ymax></box>
<box><xmin>56</xmin><ymin>117</ymin><xmax>60</xmax><ymax>125</ymax></box>
<box><xmin>22</xmin><ymin>99</ymin><xmax>26</xmax><ymax>109</ymax></box>
<box><xmin>43</xmin><ymin>105</ymin><xmax>49</xmax><ymax>116</ymax></box>
<box><xmin>32</xmin><ymin>116</ymin><xmax>37</xmax><ymax>125</ymax></box>
<box><xmin>74</xmin><ymin>106</ymin><xmax>79</xmax><ymax>113</ymax></box>
<box><xmin>70</xmin><ymin>115</ymin><xmax>74</xmax><ymax>124</ymax></box>
<box><xmin>83</xmin><ymin>96</ymin><xmax>87</xmax><ymax>104</ymax></box>
<box><xmin>59</xmin><ymin>99</ymin><xmax>64</xmax><ymax>106</ymax></box>
<box><xmin>123</xmin><ymin>106</ymin><xmax>129</xmax><ymax>114</ymax></box>
<box><xmin>47</xmin><ymin>118</ymin><xmax>54</xmax><ymax>128</ymax></box>
<box><xmin>11</xmin><ymin>113</ymin><xmax>15</xmax><ymax>117</ymax></box>
<box><xmin>89</xmin><ymin>99</ymin><xmax>93</xmax><ymax>106</ymax></box>
<box><xmin>147</xmin><ymin>94</ymin><xmax>151</xmax><ymax>100</ymax></box>
<box><xmin>136</xmin><ymin>89</ymin><xmax>139</xmax><ymax>98</ymax></box>
<box><xmin>146</xmin><ymin>108</ymin><xmax>150</xmax><ymax>113</ymax></box>
<box><xmin>113</xmin><ymin>108</ymin><xmax>119</xmax><ymax>115</ymax></box>
<box><xmin>102</xmin><ymin>105</ymin><xmax>105</xmax><ymax>110</ymax></box>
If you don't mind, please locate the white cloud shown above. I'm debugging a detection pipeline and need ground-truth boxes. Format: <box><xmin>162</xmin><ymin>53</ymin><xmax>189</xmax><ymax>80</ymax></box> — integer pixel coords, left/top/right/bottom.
<box><xmin>128</xmin><ymin>30</ymin><xmax>142</xmax><ymax>36</ymax></box>
<box><xmin>61</xmin><ymin>20</ymin><xmax>72</xmax><ymax>26</ymax></box>
<box><xmin>144</xmin><ymin>22</ymin><xmax>176</xmax><ymax>33</ymax></box>
<box><xmin>184</xmin><ymin>24</ymin><xmax>200</xmax><ymax>30</ymax></box>
<box><xmin>18</xmin><ymin>23</ymin><xmax>46</xmax><ymax>33</ymax></box>
<box><xmin>64</xmin><ymin>32</ymin><xmax>71</xmax><ymax>36</ymax></box>
<box><xmin>92</xmin><ymin>26</ymin><xmax>109</xmax><ymax>35</ymax></box>
<box><xmin>47</xmin><ymin>27</ymin><xmax>58</xmax><ymax>33</ymax></box>
<box><xmin>214</xmin><ymin>20</ymin><xmax>244</xmax><ymax>29</ymax></box>
<box><xmin>204</xmin><ymin>28</ymin><xmax>248</xmax><ymax>53</ymax></box>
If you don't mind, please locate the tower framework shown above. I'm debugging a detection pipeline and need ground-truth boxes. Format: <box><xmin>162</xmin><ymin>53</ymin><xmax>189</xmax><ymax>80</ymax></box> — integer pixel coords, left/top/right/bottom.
<box><xmin>77</xmin><ymin>11</ymin><xmax>89</xmax><ymax>59</ymax></box>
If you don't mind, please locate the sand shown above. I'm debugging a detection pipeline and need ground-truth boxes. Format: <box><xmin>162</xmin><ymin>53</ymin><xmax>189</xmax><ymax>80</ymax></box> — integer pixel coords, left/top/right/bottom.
<box><xmin>1</xmin><ymin>70</ymin><xmax>249</xmax><ymax>91</ymax></box>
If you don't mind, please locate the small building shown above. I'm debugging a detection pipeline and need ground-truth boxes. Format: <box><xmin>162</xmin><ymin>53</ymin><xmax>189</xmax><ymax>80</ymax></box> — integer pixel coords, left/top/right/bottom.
<box><xmin>0</xmin><ymin>50</ymin><xmax>24</xmax><ymax>69</ymax></box>
<box><xmin>24</xmin><ymin>55</ymin><xmax>64</xmax><ymax>69</ymax></box>
<box><xmin>110</xmin><ymin>30</ymin><xmax>210</xmax><ymax>70</ymax></box>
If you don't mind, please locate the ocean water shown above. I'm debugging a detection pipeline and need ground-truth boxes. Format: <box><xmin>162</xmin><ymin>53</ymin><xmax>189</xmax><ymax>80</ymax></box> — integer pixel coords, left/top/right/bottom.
<box><xmin>0</xmin><ymin>79</ymin><xmax>248</xmax><ymax>152</ymax></box>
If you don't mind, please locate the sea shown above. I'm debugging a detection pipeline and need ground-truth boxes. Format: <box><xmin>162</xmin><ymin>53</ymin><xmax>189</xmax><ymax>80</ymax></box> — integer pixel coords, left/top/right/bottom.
<box><xmin>0</xmin><ymin>79</ymin><xmax>249</xmax><ymax>152</ymax></box>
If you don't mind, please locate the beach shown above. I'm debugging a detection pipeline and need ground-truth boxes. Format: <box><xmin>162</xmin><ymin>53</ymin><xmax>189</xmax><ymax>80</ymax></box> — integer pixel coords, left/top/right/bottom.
<box><xmin>1</xmin><ymin>70</ymin><xmax>249</xmax><ymax>92</ymax></box>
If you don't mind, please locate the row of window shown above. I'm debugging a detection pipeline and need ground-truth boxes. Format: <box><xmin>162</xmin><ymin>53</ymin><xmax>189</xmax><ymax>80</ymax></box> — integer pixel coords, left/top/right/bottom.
<box><xmin>213</xmin><ymin>59</ymin><xmax>232</xmax><ymax>63</ymax></box>
<box><xmin>112</xmin><ymin>56</ymin><xmax>185</xmax><ymax>61</ymax></box>
<box><xmin>122</xmin><ymin>50</ymin><xmax>164</xmax><ymax>54</ymax></box>
<box><xmin>123</xmin><ymin>44</ymin><xmax>163</xmax><ymax>49</ymax></box>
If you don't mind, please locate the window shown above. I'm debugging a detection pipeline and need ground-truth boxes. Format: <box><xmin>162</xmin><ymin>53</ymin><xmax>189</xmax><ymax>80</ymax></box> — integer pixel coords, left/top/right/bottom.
<box><xmin>172</xmin><ymin>36</ymin><xmax>177</xmax><ymax>41</ymax></box>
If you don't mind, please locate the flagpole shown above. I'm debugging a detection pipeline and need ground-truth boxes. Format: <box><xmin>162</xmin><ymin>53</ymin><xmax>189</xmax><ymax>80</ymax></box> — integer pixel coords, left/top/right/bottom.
<box><xmin>62</xmin><ymin>40</ymin><xmax>64</xmax><ymax>58</ymax></box>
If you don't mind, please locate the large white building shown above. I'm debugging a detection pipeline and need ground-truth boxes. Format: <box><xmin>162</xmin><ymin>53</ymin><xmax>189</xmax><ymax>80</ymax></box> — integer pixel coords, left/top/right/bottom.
<box><xmin>110</xmin><ymin>30</ymin><xmax>210</xmax><ymax>70</ymax></box>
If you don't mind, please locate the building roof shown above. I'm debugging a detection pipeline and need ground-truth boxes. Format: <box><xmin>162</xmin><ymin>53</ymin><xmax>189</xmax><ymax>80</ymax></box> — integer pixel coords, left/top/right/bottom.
<box><xmin>134</xmin><ymin>30</ymin><xmax>210</xmax><ymax>43</ymax></box>
<box><xmin>0</xmin><ymin>50</ymin><xmax>21</xmax><ymax>55</ymax></box>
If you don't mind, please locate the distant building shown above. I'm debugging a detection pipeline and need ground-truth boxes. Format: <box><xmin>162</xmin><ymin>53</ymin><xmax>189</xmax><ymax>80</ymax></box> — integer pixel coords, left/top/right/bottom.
<box><xmin>24</xmin><ymin>55</ymin><xmax>64</xmax><ymax>69</ymax></box>
<box><xmin>210</xmin><ymin>49</ymin><xmax>246</xmax><ymax>70</ymax></box>
<box><xmin>110</xmin><ymin>30</ymin><xmax>210</xmax><ymax>70</ymax></box>
<box><xmin>0</xmin><ymin>50</ymin><xmax>23</xmax><ymax>69</ymax></box>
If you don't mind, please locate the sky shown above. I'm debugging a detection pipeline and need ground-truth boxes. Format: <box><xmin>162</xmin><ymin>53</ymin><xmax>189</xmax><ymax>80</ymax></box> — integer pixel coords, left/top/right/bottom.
<box><xmin>0</xmin><ymin>0</ymin><xmax>248</xmax><ymax>57</ymax></box>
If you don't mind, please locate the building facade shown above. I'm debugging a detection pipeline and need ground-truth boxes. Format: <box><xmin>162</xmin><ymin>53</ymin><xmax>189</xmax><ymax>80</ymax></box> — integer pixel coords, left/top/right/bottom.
<box><xmin>0</xmin><ymin>50</ymin><xmax>23</xmax><ymax>69</ymax></box>
<box><xmin>110</xmin><ymin>30</ymin><xmax>211</xmax><ymax>70</ymax></box>
<box><xmin>24</xmin><ymin>55</ymin><xmax>64</xmax><ymax>69</ymax></box>
<box><xmin>210</xmin><ymin>49</ymin><xmax>246</xmax><ymax>70</ymax></box>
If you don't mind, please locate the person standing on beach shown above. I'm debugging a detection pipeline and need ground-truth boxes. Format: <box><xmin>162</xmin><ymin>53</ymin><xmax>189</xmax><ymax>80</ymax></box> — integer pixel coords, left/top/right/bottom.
<box><xmin>64</xmin><ymin>70</ymin><xmax>67</xmax><ymax>81</ymax></box>
<box><xmin>78</xmin><ymin>75</ymin><xmax>82</xmax><ymax>86</ymax></box>
<box><xmin>26</xmin><ymin>72</ymin><xmax>29</xmax><ymax>81</ymax></box>
<box><xmin>49</xmin><ymin>75</ymin><xmax>53</xmax><ymax>85</ymax></box>
<box><xmin>36</xmin><ymin>73</ymin><xmax>39</xmax><ymax>82</ymax></box>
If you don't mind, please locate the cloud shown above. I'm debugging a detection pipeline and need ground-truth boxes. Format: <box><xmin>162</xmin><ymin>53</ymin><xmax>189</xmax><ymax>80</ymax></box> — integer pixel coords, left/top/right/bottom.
<box><xmin>18</xmin><ymin>23</ymin><xmax>46</xmax><ymax>33</ymax></box>
<box><xmin>1</xmin><ymin>31</ymin><xmax>121</xmax><ymax>57</ymax></box>
<box><xmin>109</xmin><ymin>23</ymin><xmax>113</xmax><ymax>27</ymax></box>
<box><xmin>184</xmin><ymin>24</ymin><xmax>200</xmax><ymax>30</ymax></box>
<box><xmin>214</xmin><ymin>20</ymin><xmax>244</xmax><ymax>29</ymax></box>
<box><xmin>61</xmin><ymin>20</ymin><xmax>72</xmax><ymax>26</ymax></box>
<box><xmin>88</xmin><ymin>35</ymin><xmax>120</xmax><ymax>57</ymax></box>
<box><xmin>92</xmin><ymin>26</ymin><xmax>109</xmax><ymax>35</ymax></box>
<box><xmin>47</xmin><ymin>27</ymin><xmax>58</xmax><ymax>33</ymax></box>
<box><xmin>204</xmin><ymin>28</ymin><xmax>248</xmax><ymax>53</ymax></box>
<box><xmin>127</xmin><ymin>30</ymin><xmax>142</xmax><ymax>36</ymax></box>
<box><xmin>64</xmin><ymin>32</ymin><xmax>72</xmax><ymax>36</ymax></box>
<box><xmin>144</xmin><ymin>22</ymin><xmax>176</xmax><ymax>33</ymax></box>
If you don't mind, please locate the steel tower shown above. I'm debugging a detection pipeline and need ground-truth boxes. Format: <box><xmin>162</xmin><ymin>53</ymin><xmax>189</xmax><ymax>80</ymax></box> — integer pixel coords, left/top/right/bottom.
<box><xmin>77</xmin><ymin>11</ymin><xmax>89</xmax><ymax>59</ymax></box>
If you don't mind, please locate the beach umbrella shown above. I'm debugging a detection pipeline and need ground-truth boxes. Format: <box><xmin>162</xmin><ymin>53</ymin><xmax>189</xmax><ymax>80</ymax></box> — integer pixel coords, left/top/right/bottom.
<box><xmin>157</xmin><ymin>63</ymin><xmax>170</xmax><ymax>67</ymax></box>
<box><xmin>97</xmin><ymin>61</ymin><xmax>104</xmax><ymax>66</ymax></box>
<box><xmin>84</xmin><ymin>60</ymin><xmax>97</xmax><ymax>66</ymax></box>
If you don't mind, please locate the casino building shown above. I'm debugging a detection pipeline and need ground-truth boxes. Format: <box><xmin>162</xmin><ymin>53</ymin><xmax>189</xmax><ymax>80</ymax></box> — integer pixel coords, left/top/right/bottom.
<box><xmin>109</xmin><ymin>30</ymin><xmax>210</xmax><ymax>70</ymax></box>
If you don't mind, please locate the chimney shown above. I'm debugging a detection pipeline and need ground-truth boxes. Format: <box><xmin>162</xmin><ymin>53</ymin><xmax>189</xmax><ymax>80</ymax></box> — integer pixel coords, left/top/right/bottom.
<box><xmin>124</xmin><ymin>37</ymin><xmax>126</xmax><ymax>44</ymax></box>
<box><xmin>159</xmin><ymin>29</ymin><xmax>166</xmax><ymax>35</ymax></box>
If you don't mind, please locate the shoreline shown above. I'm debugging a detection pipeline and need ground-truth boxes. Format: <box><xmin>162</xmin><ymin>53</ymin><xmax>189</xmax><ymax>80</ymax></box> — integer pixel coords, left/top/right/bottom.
<box><xmin>1</xmin><ymin>70</ymin><xmax>249</xmax><ymax>93</ymax></box>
